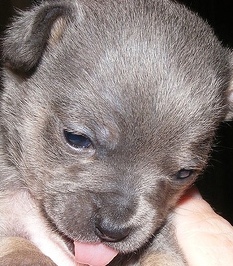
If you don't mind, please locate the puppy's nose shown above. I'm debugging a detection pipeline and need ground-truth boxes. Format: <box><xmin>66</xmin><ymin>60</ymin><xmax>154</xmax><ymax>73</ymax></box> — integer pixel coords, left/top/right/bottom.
<box><xmin>95</xmin><ymin>222</ymin><xmax>131</xmax><ymax>242</ymax></box>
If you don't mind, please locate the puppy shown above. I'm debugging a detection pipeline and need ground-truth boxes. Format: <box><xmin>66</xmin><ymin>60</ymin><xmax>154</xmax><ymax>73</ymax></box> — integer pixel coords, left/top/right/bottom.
<box><xmin>0</xmin><ymin>0</ymin><xmax>233</xmax><ymax>265</ymax></box>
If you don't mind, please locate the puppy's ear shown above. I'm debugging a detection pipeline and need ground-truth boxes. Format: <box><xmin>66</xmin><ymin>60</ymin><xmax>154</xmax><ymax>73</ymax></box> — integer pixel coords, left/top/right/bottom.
<box><xmin>225</xmin><ymin>54</ymin><xmax>233</xmax><ymax>121</ymax></box>
<box><xmin>2</xmin><ymin>2</ymin><xmax>70</xmax><ymax>76</ymax></box>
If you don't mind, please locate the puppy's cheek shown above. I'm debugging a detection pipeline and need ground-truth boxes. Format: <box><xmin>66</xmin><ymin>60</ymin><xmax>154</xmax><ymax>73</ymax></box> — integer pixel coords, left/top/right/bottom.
<box><xmin>42</xmin><ymin>192</ymin><xmax>97</xmax><ymax>241</ymax></box>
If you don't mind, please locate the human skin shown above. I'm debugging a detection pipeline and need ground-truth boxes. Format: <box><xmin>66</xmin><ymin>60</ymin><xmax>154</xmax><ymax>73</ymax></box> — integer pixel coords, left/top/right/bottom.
<box><xmin>175</xmin><ymin>186</ymin><xmax>233</xmax><ymax>266</ymax></box>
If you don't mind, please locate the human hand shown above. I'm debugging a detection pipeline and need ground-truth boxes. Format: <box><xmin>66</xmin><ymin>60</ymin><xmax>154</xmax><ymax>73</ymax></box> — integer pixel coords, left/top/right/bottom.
<box><xmin>174</xmin><ymin>186</ymin><xmax>233</xmax><ymax>266</ymax></box>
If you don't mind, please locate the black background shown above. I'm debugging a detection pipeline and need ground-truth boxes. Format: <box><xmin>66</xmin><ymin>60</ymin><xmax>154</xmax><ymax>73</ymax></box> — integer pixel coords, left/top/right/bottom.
<box><xmin>0</xmin><ymin>0</ymin><xmax>233</xmax><ymax>223</ymax></box>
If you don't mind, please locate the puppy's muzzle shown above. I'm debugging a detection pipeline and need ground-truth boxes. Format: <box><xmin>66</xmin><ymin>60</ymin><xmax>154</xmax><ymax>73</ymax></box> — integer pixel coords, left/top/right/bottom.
<box><xmin>93</xmin><ymin>192</ymin><xmax>137</xmax><ymax>243</ymax></box>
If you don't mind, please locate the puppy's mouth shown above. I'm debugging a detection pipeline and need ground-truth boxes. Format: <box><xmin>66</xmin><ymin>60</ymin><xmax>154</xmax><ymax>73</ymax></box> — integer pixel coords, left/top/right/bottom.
<box><xmin>44</xmin><ymin>210</ymin><xmax>119</xmax><ymax>266</ymax></box>
<box><xmin>42</xmin><ymin>194</ymin><xmax>160</xmax><ymax>265</ymax></box>
<box><xmin>63</xmin><ymin>235</ymin><xmax>119</xmax><ymax>266</ymax></box>
<box><xmin>74</xmin><ymin>241</ymin><xmax>119</xmax><ymax>266</ymax></box>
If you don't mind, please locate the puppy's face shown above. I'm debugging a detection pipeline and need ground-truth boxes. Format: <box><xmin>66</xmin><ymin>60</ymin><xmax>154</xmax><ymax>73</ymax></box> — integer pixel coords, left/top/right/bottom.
<box><xmin>2</xmin><ymin>0</ymin><xmax>233</xmax><ymax>255</ymax></box>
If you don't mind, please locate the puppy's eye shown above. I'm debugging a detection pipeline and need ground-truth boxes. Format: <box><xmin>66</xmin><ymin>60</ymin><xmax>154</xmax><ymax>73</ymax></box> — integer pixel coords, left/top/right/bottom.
<box><xmin>175</xmin><ymin>169</ymin><xmax>193</xmax><ymax>180</ymax></box>
<box><xmin>64</xmin><ymin>130</ymin><xmax>92</xmax><ymax>149</ymax></box>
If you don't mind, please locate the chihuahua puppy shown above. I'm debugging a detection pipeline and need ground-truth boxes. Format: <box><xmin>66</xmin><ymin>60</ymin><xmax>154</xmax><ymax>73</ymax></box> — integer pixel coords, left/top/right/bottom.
<box><xmin>0</xmin><ymin>0</ymin><xmax>232</xmax><ymax>265</ymax></box>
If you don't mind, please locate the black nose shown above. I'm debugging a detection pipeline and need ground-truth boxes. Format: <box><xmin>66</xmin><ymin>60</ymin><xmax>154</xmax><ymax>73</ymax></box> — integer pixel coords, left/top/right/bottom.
<box><xmin>95</xmin><ymin>222</ymin><xmax>131</xmax><ymax>242</ymax></box>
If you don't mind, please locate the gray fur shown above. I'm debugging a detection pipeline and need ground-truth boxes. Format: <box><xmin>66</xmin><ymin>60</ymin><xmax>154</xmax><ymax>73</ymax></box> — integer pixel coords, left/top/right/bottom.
<box><xmin>0</xmin><ymin>0</ymin><xmax>233</xmax><ymax>265</ymax></box>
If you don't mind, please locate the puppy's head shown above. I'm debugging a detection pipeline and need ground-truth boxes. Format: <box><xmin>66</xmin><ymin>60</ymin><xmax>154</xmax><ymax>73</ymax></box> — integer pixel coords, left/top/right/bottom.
<box><xmin>1</xmin><ymin>0</ymin><xmax>233</xmax><ymax>257</ymax></box>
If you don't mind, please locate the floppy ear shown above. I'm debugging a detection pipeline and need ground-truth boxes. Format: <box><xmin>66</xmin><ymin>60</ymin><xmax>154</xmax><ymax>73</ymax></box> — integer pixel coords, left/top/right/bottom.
<box><xmin>2</xmin><ymin>2</ymin><xmax>70</xmax><ymax>76</ymax></box>
<box><xmin>225</xmin><ymin>53</ymin><xmax>233</xmax><ymax>121</ymax></box>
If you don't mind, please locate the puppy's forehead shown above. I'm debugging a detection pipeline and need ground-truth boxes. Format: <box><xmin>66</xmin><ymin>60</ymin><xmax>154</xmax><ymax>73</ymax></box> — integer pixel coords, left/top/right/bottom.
<box><xmin>54</xmin><ymin>43</ymin><xmax>224</xmax><ymax>128</ymax></box>
<box><xmin>38</xmin><ymin>0</ymin><xmax>228</xmax><ymax>148</ymax></box>
<box><xmin>50</xmin><ymin>51</ymin><xmax>225</xmax><ymax>150</ymax></box>
<box><xmin>47</xmin><ymin>1</ymin><xmax>228</xmax><ymax>120</ymax></box>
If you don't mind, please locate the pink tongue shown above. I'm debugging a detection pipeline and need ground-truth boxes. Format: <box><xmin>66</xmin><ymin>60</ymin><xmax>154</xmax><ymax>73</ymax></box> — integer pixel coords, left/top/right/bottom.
<box><xmin>74</xmin><ymin>241</ymin><xmax>119</xmax><ymax>266</ymax></box>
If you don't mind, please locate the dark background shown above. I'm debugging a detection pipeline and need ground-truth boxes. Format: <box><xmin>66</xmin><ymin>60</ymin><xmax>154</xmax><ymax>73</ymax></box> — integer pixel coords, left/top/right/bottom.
<box><xmin>0</xmin><ymin>0</ymin><xmax>233</xmax><ymax>223</ymax></box>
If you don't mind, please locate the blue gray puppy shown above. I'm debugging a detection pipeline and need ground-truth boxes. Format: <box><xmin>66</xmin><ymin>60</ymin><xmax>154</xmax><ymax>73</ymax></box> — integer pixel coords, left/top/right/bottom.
<box><xmin>0</xmin><ymin>0</ymin><xmax>233</xmax><ymax>265</ymax></box>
